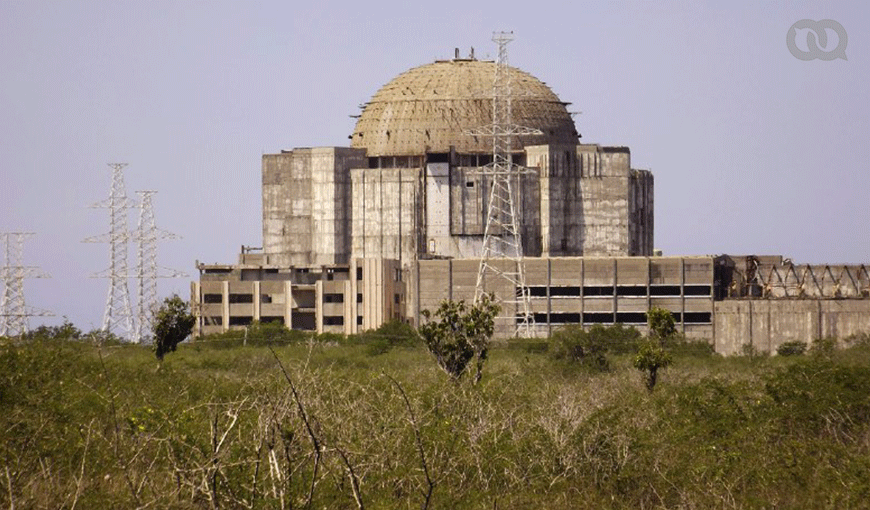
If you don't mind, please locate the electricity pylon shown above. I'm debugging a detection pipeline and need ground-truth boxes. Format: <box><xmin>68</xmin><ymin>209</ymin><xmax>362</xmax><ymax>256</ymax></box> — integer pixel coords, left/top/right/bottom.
<box><xmin>0</xmin><ymin>232</ymin><xmax>51</xmax><ymax>337</ymax></box>
<box><xmin>84</xmin><ymin>163</ymin><xmax>137</xmax><ymax>339</ymax></box>
<box><xmin>132</xmin><ymin>190</ymin><xmax>185</xmax><ymax>344</ymax></box>
<box><xmin>466</xmin><ymin>31</ymin><xmax>541</xmax><ymax>337</ymax></box>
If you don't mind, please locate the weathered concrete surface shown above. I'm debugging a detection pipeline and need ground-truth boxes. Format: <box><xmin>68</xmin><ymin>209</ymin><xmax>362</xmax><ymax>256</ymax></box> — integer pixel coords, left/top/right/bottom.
<box><xmin>262</xmin><ymin>147</ymin><xmax>365</xmax><ymax>266</ymax></box>
<box><xmin>192</xmin><ymin>258</ymin><xmax>404</xmax><ymax>337</ymax></box>
<box><xmin>416</xmin><ymin>256</ymin><xmax>714</xmax><ymax>339</ymax></box>
<box><xmin>714</xmin><ymin>299</ymin><xmax>870</xmax><ymax>355</ymax></box>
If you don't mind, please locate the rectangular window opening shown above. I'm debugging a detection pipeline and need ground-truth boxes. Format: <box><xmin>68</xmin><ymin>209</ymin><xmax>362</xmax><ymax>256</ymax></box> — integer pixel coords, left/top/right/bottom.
<box><xmin>584</xmin><ymin>312</ymin><xmax>615</xmax><ymax>324</ymax></box>
<box><xmin>684</xmin><ymin>285</ymin><xmax>712</xmax><ymax>296</ymax></box>
<box><xmin>650</xmin><ymin>285</ymin><xmax>682</xmax><ymax>297</ymax></box>
<box><xmin>550</xmin><ymin>286</ymin><xmax>581</xmax><ymax>297</ymax></box>
<box><xmin>615</xmin><ymin>312</ymin><xmax>648</xmax><ymax>324</ymax></box>
<box><xmin>228</xmin><ymin>316</ymin><xmax>253</xmax><ymax>326</ymax></box>
<box><xmin>528</xmin><ymin>286</ymin><xmax>548</xmax><ymax>297</ymax></box>
<box><xmin>683</xmin><ymin>312</ymin><xmax>712</xmax><ymax>323</ymax></box>
<box><xmin>583</xmin><ymin>286</ymin><xmax>614</xmax><ymax>297</ymax></box>
<box><xmin>616</xmin><ymin>286</ymin><xmax>647</xmax><ymax>297</ymax></box>
<box><xmin>323</xmin><ymin>316</ymin><xmax>345</xmax><ymax>326</ymax></box>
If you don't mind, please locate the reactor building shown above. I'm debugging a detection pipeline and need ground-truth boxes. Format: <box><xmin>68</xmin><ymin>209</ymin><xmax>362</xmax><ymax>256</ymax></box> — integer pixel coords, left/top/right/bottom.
<box><xmin>192</xmin><ymin>51</ymin><xmax>870</xmax><ymax>354</ymax></box>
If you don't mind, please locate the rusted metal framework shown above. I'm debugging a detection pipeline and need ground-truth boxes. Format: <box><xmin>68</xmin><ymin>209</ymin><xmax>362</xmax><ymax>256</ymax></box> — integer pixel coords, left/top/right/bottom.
<box><xmin>731</xmin><ymin>258</ymin><xmax>870</xmax><ymax>299</ymax></box>
<box><xmin>0</xmin><ymin>232</ymin><xmax>51</xmax><ymax>337</ymax></box>
<box><xmin>467</xmin><ymin>32</ymin><xmax>542</xmax><ymax>337</ymax></box>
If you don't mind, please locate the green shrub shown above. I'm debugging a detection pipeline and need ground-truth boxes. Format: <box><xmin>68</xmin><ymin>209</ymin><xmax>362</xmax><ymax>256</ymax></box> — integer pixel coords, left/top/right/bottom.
<box><xmin>419</xmin><ymin>296</ymin><xmax>499</xmax><ymax>382</ymax></box>
<box><xmin>668</xmin><ymin>335</ymin><xmax>716</xmax><ymax>357</ymax></box>
<box><xmin>356</xmin><ymin>319</ymin><xmax>418</xmax><ymax>355</ymax></box>
<box><xmin>776</xmin><ymin>341</ymin><xmax>807</xmax><ymax>356</ymax></box>
<box><xmin>810</xmin><ymin>336</ymin><xmax>838</xmax><ymax>356</ymax></box>
<box><xmin>549</xmin><ymin>325</ymin><xmax>611</xmax><ymax>371</ymax></box>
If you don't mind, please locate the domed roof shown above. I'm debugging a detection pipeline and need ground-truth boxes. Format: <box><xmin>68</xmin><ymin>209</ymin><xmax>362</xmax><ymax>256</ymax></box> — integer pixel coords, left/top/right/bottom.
<box><xmin>351</xmin><ymin>59</ymin><xmax>579</xmax><ymax>157</ymax></box>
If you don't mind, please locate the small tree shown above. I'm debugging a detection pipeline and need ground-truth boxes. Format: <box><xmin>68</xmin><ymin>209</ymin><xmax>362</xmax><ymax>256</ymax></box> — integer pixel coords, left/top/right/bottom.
<box><xmin>153</xmin><ymin>295</ymin><xmax>195</xmax><ymax>361</ymax></box>
<box><xmin>634</xmin><ymin>307</ymin><xmax>676</xmax><ymax>391</ymax></box>
<box><xmin>647</xmin><ymin>306</ymin><xmax>676</xmax><ymax>342</ymax></box>
<box><xmin>418</xmin><ymin>295</ymin><xmax>500</xmax><ymax>384</ymax></box>
<box><xmin>634</xmin><ymin>340</ymin><xmax>672</xmax><ymax>391</ymax></box>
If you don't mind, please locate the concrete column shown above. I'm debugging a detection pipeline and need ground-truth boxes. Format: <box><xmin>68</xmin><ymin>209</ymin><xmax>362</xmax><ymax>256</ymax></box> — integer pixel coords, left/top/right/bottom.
<box><xmin>284</xmin><ymin>281</ymin><xmax>293</xmax><ymax>330</ymax></box>
<box><xmin>191</xmin><ymin>281</ymin><xmax>201</xmax><ymax>337</ymax></box>
<box><xmin>315</xmin><ymin>280</ymin><xmax>323</xmax><ymax>334</ymax></box>
<box><xmin>221</xmin><ymin>281</ymin><xmax>229</xmax><ymax>333</ymax></box>
<box><xmin>253</xmin><ymin>281</ymin><xmax>261</xmax><ymax>322</ymax></box>
<box><xmin>680</xmin><ymin>258</ymin><xmax>686</xmax><ymax>334</ymax></box>
<box><xmin>343</xmin><ymin>280</ymin><xmax>352</xmax><ymax>335</ymax></box>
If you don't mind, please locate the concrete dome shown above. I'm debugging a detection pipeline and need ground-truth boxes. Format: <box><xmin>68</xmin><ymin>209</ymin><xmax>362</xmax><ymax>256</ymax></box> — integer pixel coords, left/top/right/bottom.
<box><xmin>351</xmin><ymin>59</ymin><xmax>579</xmax><ymax>157</ymax></box>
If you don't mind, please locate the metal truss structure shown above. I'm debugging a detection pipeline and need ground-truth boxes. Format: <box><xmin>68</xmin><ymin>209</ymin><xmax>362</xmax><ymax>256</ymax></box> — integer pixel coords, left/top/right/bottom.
<box><xmin>467</xmin><ymin>31</ymin><xmax>542</xmax><ymax>337</ymax></box>
<box><xmin>732</xmin><ymin>259</ymin><xmax>870</xmax><ymax>299</ymax></box>
<box><xmin>0</xmin><ymin>232</ymin><xmax>51</xmax><ymax>337</ymax></box>
<box><xmin>84</xmin><ymin>163</ymin><xmax>137</xmax><ymax>339</ymax></box>
<box><xmin>132</xmin><ymin>191</ymin><xmax>185</xmax><ymax>344</ymax></box>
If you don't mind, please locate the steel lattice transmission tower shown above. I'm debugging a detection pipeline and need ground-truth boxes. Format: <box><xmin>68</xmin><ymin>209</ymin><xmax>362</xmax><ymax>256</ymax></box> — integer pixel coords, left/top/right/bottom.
<box><xmin>467</xmin><ymin>31</ymin><xmax>542</xmax><ymax>337</ymax></box>
<box><xmin>0</xmin><ymin>232</ymin><xmax>52</xmax><ymax>337</ymax></box>
<box><xmin>84</xmin><ymin>163</ymin><xmax>137</xmax><ymax>339</ymax></box>
<box><xmin>132</xmin><ymin>190</ymin><xmax>185</xmax><ymax>344</ymax></box>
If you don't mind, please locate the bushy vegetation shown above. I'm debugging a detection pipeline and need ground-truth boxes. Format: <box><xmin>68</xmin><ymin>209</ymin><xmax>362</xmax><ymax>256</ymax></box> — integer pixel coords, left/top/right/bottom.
<box><xmin>3</xmin><ymin>323</ymin><xmax>870</xmax><ymax>508</ymax></box>
<box><xmin>153</xmin><ymin>295</ymin><xmax>195</xmax><ymax>361</ymax></box>
<box><xmin>776</xmin><ymin>340</ymin><xmax>807</xmax><ymax>356</ymax></box>
<box><xmin>418</xmin><ymin>295</ymin><xmax>499</xmax><ymax>383</ymax></box>
<box><xmin>549</xmin><ymin>323</ymin><xmax>641</xmax><ymax>371</ymax></box>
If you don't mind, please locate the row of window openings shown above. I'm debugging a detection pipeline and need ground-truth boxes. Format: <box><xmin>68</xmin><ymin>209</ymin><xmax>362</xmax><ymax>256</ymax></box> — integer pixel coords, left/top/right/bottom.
<box><xmin>205</xmin><ymin>316</ymin><xmax>287</xmax><ymax>327</ymax></box>
<box><xmin>528</xmin><ymin>312</ymin><xmax>712</xmax><ymax>324</ymax></box>
<box><xmin>207</xmin><ymin>315</ymin><xmax>357</xmax><ymax>327</ymax></box>
<box><xmin>204</xmin><ymin>293</ymin><xmax>281</xmax><ymax>304</ymax></box>
<box><xmin>205</xmin><ymin>292</ymin><xmax>373</xmax><ymax>304</ymax></box>
<box><xmin>526</xmin><ymin>285</ymin><xmax>712</xmax><ymax>298</ymax></box>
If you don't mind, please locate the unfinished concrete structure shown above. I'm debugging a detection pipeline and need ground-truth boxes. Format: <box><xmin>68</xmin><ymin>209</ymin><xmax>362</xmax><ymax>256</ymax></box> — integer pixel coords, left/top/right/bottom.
<box><xmin>192</xmin><ymin>50</ymin><xmax>869</xmax><ymax>354</ymax></box>
<box><xmin>261</xmin><ymin>58</ymin><xmax>653</xmax><ymax>269</ymax></box>
<box><xmin>193</xmin><ymin>254</ymin><xmax>404</xmax><ymax>337</ymax></box>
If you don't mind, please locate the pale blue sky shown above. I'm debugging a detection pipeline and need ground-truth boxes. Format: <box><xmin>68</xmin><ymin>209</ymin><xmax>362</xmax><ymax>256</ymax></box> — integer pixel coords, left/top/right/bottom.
<box><xmin>1</xmin><ymin>0</ymin><xmax>867</xmax><ymax>330</ymax></box>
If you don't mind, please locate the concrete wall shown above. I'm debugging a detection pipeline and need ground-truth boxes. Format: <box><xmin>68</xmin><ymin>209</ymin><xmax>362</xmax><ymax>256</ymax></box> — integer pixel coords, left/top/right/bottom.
<box><xmin>714</xmin><ymin>299</ymin><xmax>870</xmax><ymax>355</ymax></box>
<box><xmin>447</xmin><ymin>166</ymin><xmax>541</xmax><ymax>258</ymax></box>
<box><xmin>524</xmin><ymin>144</ymin><xmax>653</xmax><ymax>257</ymax></box>
<box><xmin>629</xmin><ymin>169</ymin><xmax>654</xmax><ymax>256</ymax></box>
<box><xmin>262</xmin><ymin>148</ymin><xmax>365</xmax><ymax>266</ymax></box>
<box><xmin>525</xmin><ymin>144</ymin><xmax>584</xmax><ymax>257</ymax></box>
<box><xmin>416</xmin><ymin>256</ymin><xmax>715</xmax><ymax>339</ymax></box>
<box><xmin>192</xmin><ymin>259</ymin><xmax>405</xmax><ymax>337</ymax></box>
<box><xmin>350</xmin><ymin>167</ymin><xmax>423</xmax><ymax>265</ymax></box>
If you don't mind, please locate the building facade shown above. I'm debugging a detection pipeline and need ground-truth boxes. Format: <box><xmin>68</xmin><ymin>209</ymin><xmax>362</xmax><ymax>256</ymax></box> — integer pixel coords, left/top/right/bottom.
<box><xmin>192</xmin><ymin>52</ymin><xmax>870</xmax><ymax>354</ymax></box>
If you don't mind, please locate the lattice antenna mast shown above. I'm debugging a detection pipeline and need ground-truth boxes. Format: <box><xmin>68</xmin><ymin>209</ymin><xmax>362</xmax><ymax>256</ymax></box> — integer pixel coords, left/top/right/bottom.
<box><xmin>84</xmin><ymin>163</ymin><xmax>137</xmax><ymax>339</ymax></box>
<box><xmin>132</xmin><ymin>191</ymin><xmax>186</xmax><ymax>344</ymax></box>
<box><xmin>0</xmin><ymin>233</ymin><xmax>52</xmax><ymax>337</ymax></box>
<box><xmin>467</xmin><ymin>32</ymin><xmax>542</xmax><ymax>337</ymax></box>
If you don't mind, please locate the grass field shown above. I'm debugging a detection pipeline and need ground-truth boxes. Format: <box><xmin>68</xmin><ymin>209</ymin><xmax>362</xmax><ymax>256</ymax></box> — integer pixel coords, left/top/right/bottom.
<box><xmin>2</xmin><ymin>329</ymin><xmax>870</xmax><ymax>509</ymax></box>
